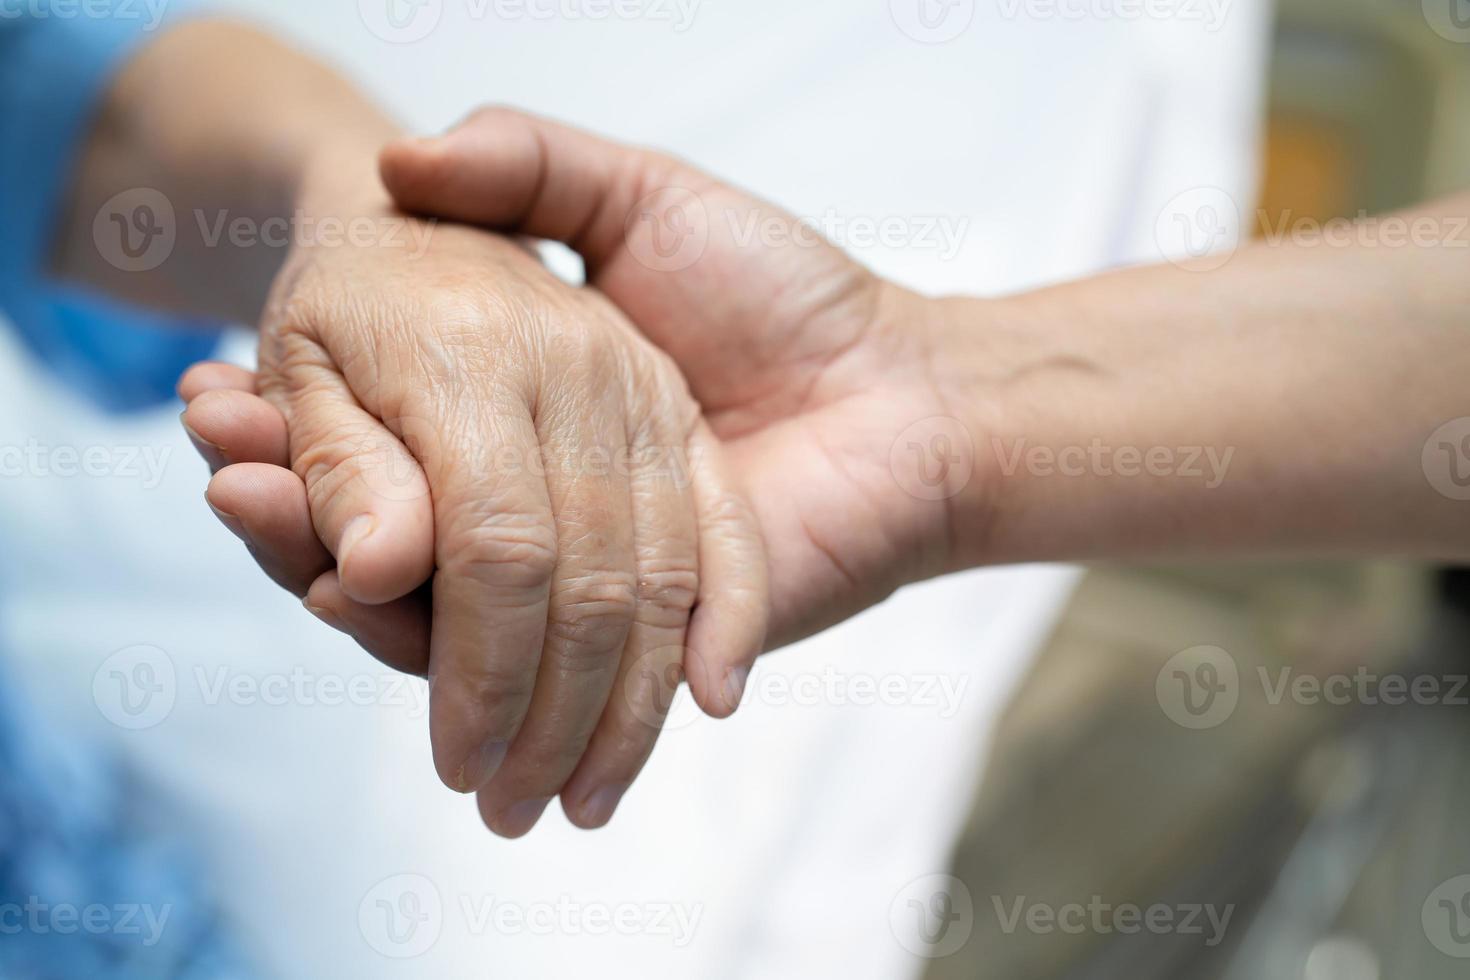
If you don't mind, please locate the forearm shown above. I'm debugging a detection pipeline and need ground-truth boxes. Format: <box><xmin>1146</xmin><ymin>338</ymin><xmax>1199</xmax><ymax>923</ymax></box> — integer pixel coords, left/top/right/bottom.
<box><xmin>940</xmin><ymin>192</ymin><xmax>1470</xmax><ymax>568</ymax></box>
<box><xmin>50</xmin><ymin>18</ymin><xmax>399</xmax><ymax>324</ymax></box>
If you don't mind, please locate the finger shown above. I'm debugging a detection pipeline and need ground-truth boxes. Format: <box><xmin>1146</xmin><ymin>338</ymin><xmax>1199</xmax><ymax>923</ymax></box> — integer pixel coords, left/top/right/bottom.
<box><xmin>181</xmin><ymin>388</ymin><xmax>288</xmax><ymax>473</ymax></box>
<box><xmin>557</xmin><ymin>409</ymin><xmax>701</xmax><ymax>830</ymax></box>
<box><xmin>380</xmin><ymin>107</ymin><xmax>670</xmax><ymax>275</ymax></box>
<box><xmin>181</xmin><ymin>368</ymin><xmax>435</xmax><ymax>671</ymax></box>
<box><xmin>178</xmin><ymin>361</ymin><xmax>258</xmax><ymax>403</ymax></box>
<box><xmin>206</xmin><ymin>462</ymin><xmax>333</xmax><ymax>595</ymax></box>
<box><xmin>474</xmin><ymin>386</ymin><xmax>637</xmax><ymax>837</ymax></box>
<box><xmin>207</xmin><ymin>464</ymin><xmax>433</xmax><ymax>675</ymax></box>
<box><xmin>305</xmin><ymin>571</ymin><xmax>431</xmax><ymax>678</ymax></box>
<box><xmin>382</xmin><ymin>108</ymin><xmax>861</xmax><ymax>419</ymax></box>
<box><xmin>683</xmin><ymin>421</ymin><xmax>769</xmax><ymax>718</ymax></box>
<box><xmin>265</xmin><ymin>351</ymin><xmax>435</xmax><ymax>606</ymax></box>
<box><xmin>426</xmin><ymin>403</ymin><xmax>557</xmax><ymax>795</ymax></box>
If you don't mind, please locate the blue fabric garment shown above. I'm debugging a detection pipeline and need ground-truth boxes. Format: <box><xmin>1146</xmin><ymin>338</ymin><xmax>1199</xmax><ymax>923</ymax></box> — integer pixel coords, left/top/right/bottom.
<box><xmin>0</xmin><ymin>683</ymin><xmax>256</xmax><ymax>980</ymax></box>
<box><xmin>0</xmin><ymin>1</ymin><xmax>223</xmax><ymax>412</ymax></box>
<box><xmin>0</xmin><ymin>7</ymin><xmax>253</xmax><ymax>978</ymax></box>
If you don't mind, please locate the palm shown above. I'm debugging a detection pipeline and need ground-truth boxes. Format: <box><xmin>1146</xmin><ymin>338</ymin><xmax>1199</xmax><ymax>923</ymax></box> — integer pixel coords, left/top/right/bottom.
<box><xmin>588</xmin><ymin>180</ymin><xmax>954</xmax><ymax>646</ymax></box>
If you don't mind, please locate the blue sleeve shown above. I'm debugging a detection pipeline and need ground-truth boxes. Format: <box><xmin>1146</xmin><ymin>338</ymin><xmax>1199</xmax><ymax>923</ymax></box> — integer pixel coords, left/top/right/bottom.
<box><xmin>0</xmin><ymin>4</ymin><xmax>224</xmax><ymax>413</ymax></box>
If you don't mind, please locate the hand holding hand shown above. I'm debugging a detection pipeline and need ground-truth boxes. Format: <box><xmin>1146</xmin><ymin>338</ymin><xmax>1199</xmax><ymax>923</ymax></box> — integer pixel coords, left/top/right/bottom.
<box><xmin>183</xmin><ymin>158</ymin><xmax>769</xmax><ymax>835</ymax></box>
<box><xmin>187</xmin><ymin>109</ymin><xmax>983</xmax><ymax>834</ymax></box>
<box><xmin>376</xmin><ymin>108</ymin><xmax>971</xmax><ymax>647</ymax></box>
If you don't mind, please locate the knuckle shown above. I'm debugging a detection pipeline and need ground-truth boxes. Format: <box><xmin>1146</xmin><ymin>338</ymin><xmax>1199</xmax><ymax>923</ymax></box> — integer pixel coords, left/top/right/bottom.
<box><xmin>636</xmin><ymin>561</ymin><xmax>700</xmax><ymax>619</ymax></box>
<box><xmin>540</xmin><ymin>314</ymin><xmax>612</xmax><ymax>383</ymax></box>
<box><xmin>603</xmin><ymin>705</ymin><xmax>663</xmax><ymax>760</ymax></box>
<box><xmin>259</xmin><ymin>313</ymin><xmax>331</xmax><ymax>390</ymax></box>
<box><xmin>260</xmin><ymin>264</ymin><xmax>331</xmax><ymax>350</ymax></box>
<box><xmin>422</xmin><ymin>290</ymin><xmax>490</xmax><ymax>334</ymax></box>
<box><xmin>453</xmin><ymin>666</ymin><xmax>537</xmax><ymax>740</ymax></box>
<box><xmin>465</xmin><ymin>104</ymin><xmax>521</xmax><ymax>130</ymax></box>
<box><xmin>546</xmin><ymin>570</ymin><xmax>639</xmax><ymax>658</ymax></box>
<box><xmin>297</xmin><ymin>428</ymin><xmax>423</xmax><ymax>510</ymax></box>
<box><xmin>703</xmin><ymin>485</ymin><xmax>757</xmax><ymax>534</ymax></box>
<box><xmin>418</xmin><ymin>296</ymin><xmax>500</xmax><ymax>363</ymax></box>
<box><xmin>627</xmin><ymin>363</ymin><xmax>699</xmax><ymax>447</ymax></box>
<box><xmin>442</xmin><ymin>515</ymin><xmax>559</xmax><ymax>591</ymax></box>
<box><xmin>297</xmin><ymin>433</ymin><xmax>375</xmax><ymax>501</ymax></box>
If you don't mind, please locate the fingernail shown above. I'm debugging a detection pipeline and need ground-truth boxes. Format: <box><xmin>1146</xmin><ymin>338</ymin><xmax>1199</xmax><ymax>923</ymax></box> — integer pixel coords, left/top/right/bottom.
<box><xmin>338</xmin><ymin>515</ymin><xmax>376</xmax><ymax>571</ymax></box>
<box><xmin>303</xmin><ymin>598</ymin><xmax>348</xmax><ymax>634</ymax></box>
<box><xmin>721</xmin><ymin>666</ymin><xmax>750</xmax><ymax>713</ymax></box>
<box><xmin>493</xmin><ymin>797</ymin><xmax>551</xmax><ymax>838</ymax></box>
<box><xmin>206</xmin><ymin>495</ymin><xmax>250</xmax><ymax>546</ymax></box>
<box><xmin>456</xmin><ymin>739</ymin><xmax>508</xmax><ymax>793</ymax></box>
<box><xmin>181</xmin><ymin>414</ymin><xmax>228</xmax><ymax>471</ymax></box>
<box><xmin>577</xmin><ymin>783</ymin><xmax>629</xmax><ymax>828</ymax></box>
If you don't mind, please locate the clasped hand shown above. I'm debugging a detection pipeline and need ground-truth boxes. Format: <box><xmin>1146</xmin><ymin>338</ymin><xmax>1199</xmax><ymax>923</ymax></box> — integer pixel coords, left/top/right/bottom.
<box><xmin>179</xmin><ymin>108</ymin><xmax>960</xmax><ymax>836</ymax></box>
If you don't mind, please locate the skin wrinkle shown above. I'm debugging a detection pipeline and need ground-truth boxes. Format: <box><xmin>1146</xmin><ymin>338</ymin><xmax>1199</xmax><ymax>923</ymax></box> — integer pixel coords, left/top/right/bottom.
<box><xmin>774</xmin><ymin>278</ymin><xmax>883</xmax><ymax>425</ymax></box>
<box><xmin>795</xmin><ymin>511</ymin><xmax>860</xmax><ymax>597</ymax></box>
<box><xmin>299</xmin><ymin>430</ymin><xmax>392</xmax><ymax>514</ymax></box>
<box><xmin>601</xmin><ymin>340</ymin><xmax>702</xmax><ymax>814</ymax></box>
<box><xmin>438</xmin><ymin>513</ymin><xmax>559</xmax><ymax>599</ymax></box>
<box><xmin>807</xmin><ymin>411</ymin><xmax>915</xmax><ymax>579</ymax></box>
<box><xmin>627</xmin><ymin>381</ymin><xmax>701</xmax><ymax>624</ymax></box>
<box><xmin>544</xmin><ymin>568</ymin><xmax>640</xmax><ymax>663</ymax></box>
<box><xmin>68</xmin><ymin>30</ymin><xmax>782</xmax><ymax>825</ymax></box>
<box><xmin>696</xmin><ymin>280</ymin><xmax>884</xmax><ymax>442</ymax></box>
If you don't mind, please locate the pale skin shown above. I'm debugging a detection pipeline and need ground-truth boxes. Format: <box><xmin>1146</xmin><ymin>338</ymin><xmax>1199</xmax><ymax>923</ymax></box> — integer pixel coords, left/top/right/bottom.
<box><xmin>54</xmin><ymin>21</ymin><xmax>1469</xmax><ymax>837</ymax></box>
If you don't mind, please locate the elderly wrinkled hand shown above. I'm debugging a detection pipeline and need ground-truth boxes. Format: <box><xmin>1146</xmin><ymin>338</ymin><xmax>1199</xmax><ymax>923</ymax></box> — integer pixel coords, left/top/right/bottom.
<box><xmin>182</xmin><ymin>164</ymin><xmax>769</xmax><ymax>836</ymax></box>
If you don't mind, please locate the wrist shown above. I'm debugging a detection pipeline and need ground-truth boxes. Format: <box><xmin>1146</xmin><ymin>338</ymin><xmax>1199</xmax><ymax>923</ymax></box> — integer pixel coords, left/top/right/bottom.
<box><xmin>912</xmin><ymin>293</ymin><xmax>1023</xmax><ymax>572</ymax></box>
<box><xmin>239</xmin><ymin>135</ymin><xmax>403</xmax><ymax>325</ymax></box>
<box><xmin>866</xmin><ymin>285</ymin><xmax>1015</xmax><ymax>582</ymax></box>
<box><xmin>274</xmin><ymin>136</ymin><xmax>423</xmax><ymax>293</ymax></box>
<box><xmin>292</xmin><ymin>129</ymin><xmax>401</xmax><ymax>221</ymax></box>
<box><xmin>916</xmin><ymin>288</ymin><xmax>1121</xmax><ymax>571</ymax></box>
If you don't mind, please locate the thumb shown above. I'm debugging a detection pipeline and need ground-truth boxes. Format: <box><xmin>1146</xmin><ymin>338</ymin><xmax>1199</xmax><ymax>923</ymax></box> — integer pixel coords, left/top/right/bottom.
<box><xmin>378</xmin><ymin>107</ymin><xmax>872</xmax><ymax>414</ymax></box>
<box><xmin>380</xmin><ymin>106</ymin><xmax>688</xmax><ymax>277</ymax></box>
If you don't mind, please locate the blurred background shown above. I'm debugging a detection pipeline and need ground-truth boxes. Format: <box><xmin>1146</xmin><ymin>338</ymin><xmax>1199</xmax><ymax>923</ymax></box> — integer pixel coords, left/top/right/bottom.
<box><xmin>928</xmin><ymin>5</ymin><xmax>1470</xmax><ymax>978</ymax></box>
